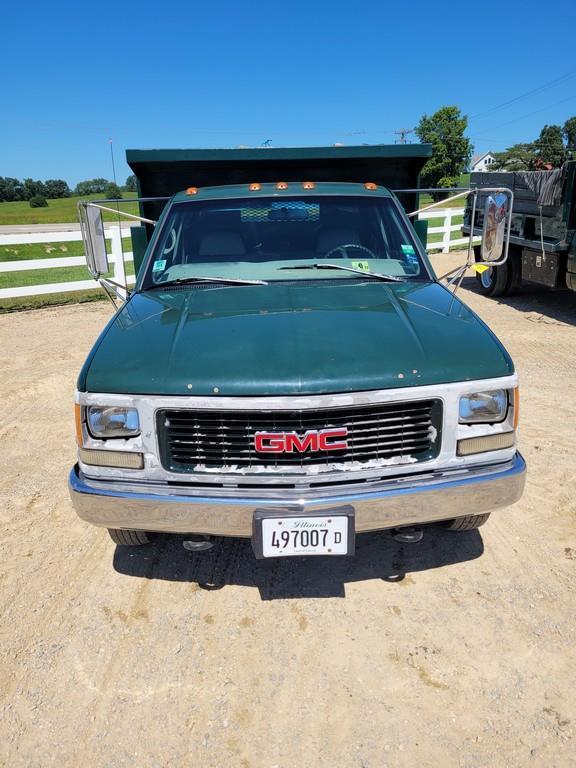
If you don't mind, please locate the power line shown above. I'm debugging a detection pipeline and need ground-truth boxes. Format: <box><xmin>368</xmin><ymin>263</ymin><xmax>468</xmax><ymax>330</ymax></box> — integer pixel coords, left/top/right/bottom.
<box><xmin>469</xmin><ymin>67</ymin><xmax>576</xmax><ymax>121</ymax></box>
<box><xmin>485</xmin><ymin>94</ymin><xmax>576</xmax><ymax>132</ymax></box>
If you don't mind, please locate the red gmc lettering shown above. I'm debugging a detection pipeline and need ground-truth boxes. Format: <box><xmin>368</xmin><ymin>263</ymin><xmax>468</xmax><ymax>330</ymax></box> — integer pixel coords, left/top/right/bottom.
<box><xmin>254</xmin><ymin>428</ymin><xmax>348</xmax><ymax>453</ymax></box>
<box><xmin>318</xmin><ymin>428</ymin><xmax>348</xmax><ymax>451</ymax></box>
<box><xmin>254</xmin><ymin>433</ymin><xmax>286</xmax><ymax>452</ymax></box>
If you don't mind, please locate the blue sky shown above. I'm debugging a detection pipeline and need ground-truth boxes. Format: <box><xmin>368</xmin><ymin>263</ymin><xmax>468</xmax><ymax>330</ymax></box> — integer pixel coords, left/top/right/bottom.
<box><xmin>2</xmin><ymin>0</ymin><xmax>576</xmax><ymax>187</ymax></box>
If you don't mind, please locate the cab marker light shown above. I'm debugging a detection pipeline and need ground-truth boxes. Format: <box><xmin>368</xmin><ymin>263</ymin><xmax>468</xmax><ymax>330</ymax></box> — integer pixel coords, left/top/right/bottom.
<box><xmin>276</xmin><ymin>182</ymin><xmax>288</xmax><ymax>190</ymax></box>
<box><xmin>302</xmin><ymin>181</ymin><xmax>315</xmax><ymax>190</ymax></box>
<box><xmin>364</xmin><ymin>182</ymin><xmax>378</xmax><ymax>190</ymax></box>
<box><xmin>185</xmin><ymin>187</ymin><xmax>198</xmax><ymax>195</ymax></box>
<box><xmin>249</xmin><ymin>183</ymin><xmax>261</xmax><ymax>191</ymax></box>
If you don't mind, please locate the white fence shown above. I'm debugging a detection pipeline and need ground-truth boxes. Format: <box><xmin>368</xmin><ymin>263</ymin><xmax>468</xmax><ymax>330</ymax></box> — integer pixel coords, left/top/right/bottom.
<box><xmin>0</xmin><ymin>226</ymin><xmax>135</xmax><ymax>300</ymax></box>
<box><xmin>0</xmin><ymin>209</ymin><xmax>479</xmax><ymax>300</ymax></box>
<box><xmin>419</xmin><ymin>207</ymin><xmax>479</xmax><ymax>253</ymax></box>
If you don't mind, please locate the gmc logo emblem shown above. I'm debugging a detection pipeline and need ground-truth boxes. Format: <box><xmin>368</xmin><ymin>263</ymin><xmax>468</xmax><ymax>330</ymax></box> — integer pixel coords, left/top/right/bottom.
<box><xmin>254</xmin><ymin>428</ymin><xmax>349</xmax><ymax>453</ymax></box>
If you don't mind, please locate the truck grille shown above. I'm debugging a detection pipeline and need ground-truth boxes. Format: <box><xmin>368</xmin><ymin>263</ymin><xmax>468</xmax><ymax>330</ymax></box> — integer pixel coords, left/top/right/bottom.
<box><xmin>157</xmin><ymin>399</ymin><xmax>442</xmax><ymax>474</ymax></box>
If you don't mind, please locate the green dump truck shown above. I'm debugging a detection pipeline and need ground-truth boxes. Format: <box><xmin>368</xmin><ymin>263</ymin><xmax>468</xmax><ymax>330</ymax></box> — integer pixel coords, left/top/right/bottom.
<box><xmin>69</xmin><ymin>145</ymin><xmax>525</xmax><ymax>558</ymax></box>
<box><xmin>463</xmin><ymin>162</ymin><xmax>576</xmax><ymax>296</ymax></box>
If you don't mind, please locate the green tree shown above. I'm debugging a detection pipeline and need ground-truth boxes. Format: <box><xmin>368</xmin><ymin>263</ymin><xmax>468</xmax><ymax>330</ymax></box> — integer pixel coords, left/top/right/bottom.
<box><xmin>491</xmin><ymin>143</ymin><xmax>536</xmax><ymax>172</ymax></box>
<box><xmin>44</xmin><ymin>179</ymin><xmax>71</xmax><ymax>198</ymax></box>
<box><xmin>415</xmin><ymin>106</ymin><xmax>472</xmax><ymax>192</ymax></box>
<box><xmin>104</xmin><ymin>182</ymin><xmax>123</xmax><ymax>200</ymax></box>
<box><xmin>23</xmin><ymin>178</ymin><xmax>47</xmax><ymax>200</ymax></box>
<box><xmin>0</xmin><ymin>178</ymin><xmax>25</xmax><ymax>201</ymax></box>
<box><xmin>125</xmin><ymin>174</ymin><xmax>137</xmax><ymax>192</ymax></box>
<box><xmin>563</xmin><ymin>116</ymin><xmax>576</xmax><ymax>157</ymax></box>
<box><xmin>74</xmin><ymin>178</ymin><xmax>109</xmax><ymax>195</ymax></box>
<box><xmin>535</xmin><ymin>125</ymin><xmax>566</xmax><ymax>168</ymax></box>
<box><xmin>29</xmin><ymin>195</ymin><xmax>48</xmax><ymax>208</ymax></box>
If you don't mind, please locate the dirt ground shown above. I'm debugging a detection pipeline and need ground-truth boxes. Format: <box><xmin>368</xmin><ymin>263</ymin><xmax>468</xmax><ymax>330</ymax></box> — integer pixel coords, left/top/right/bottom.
<box><xmin>1</xmin><ymin>253</ymin><xmax>575</xmax><ymax>768</ymax></box>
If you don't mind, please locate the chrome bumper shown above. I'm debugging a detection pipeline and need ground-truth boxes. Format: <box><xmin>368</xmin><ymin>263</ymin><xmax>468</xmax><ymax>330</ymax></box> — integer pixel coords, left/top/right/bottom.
<box><xmin>69</xmin><ymin>453</ymin><xmax>526</xmax><ymax>536</ymax></box>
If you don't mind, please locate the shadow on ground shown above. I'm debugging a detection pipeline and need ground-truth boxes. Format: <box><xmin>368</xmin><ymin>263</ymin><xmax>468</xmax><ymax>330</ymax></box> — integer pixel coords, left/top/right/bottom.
<box><xmin>113</xmin><ymin>526</ymin><xmax>484</xmax><ymax>600</ymax></box>
<box><xmin>461</xmin><ymin>276</ymin><xmax>576</xmax><ymax>327</ymax></box>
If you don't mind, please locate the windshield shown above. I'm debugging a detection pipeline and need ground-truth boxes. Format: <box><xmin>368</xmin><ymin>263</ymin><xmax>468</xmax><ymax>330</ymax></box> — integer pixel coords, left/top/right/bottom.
<box><xmin>143</xmin><ymin>195</ymin><xmax>430</xmax><ymax>287</ymax></box>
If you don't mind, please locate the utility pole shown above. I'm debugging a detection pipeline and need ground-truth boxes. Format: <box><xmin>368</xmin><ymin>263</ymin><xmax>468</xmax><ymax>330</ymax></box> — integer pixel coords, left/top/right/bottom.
<box><xmin>394</xmin><ymin>128</ymin><xmax>414</xmax><ymax>144</ymax></box>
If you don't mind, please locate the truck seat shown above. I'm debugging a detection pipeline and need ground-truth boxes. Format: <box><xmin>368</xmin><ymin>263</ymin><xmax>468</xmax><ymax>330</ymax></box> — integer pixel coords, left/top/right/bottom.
<box><xmin>198</xmin><ymin>232</ymin><xmax>246</xmax><ymax>258</ymax></box>
<box><xmin>316</xmin><ymin>228</ymin><xmax>361</xmax><ymax>254</ymax></box>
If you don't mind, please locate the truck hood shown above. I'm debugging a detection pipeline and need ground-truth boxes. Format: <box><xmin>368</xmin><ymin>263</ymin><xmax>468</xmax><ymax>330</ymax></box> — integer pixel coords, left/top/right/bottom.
<box><xmin>80</xmin><ymin>281</ymin><xmax>513</xmax><ymax>395</ymax></box>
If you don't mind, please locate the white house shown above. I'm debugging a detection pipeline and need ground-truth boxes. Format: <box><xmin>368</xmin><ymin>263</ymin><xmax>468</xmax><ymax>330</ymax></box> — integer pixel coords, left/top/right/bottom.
<box><xmin>471</xmin><ymin>152</ymin><xmax>497</xmax><ymax>173</ymax></box>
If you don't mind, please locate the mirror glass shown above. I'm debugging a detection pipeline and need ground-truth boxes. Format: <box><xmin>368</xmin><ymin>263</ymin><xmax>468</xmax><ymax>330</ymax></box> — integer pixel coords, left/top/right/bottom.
<box><xmin>81</xmin><ymin>205</ymin><xmax>109</xmax><ymax>278</ymax></box>
<box><xmin>481</xmin><ymin>193</ymin><xmax>508</xmax><ymax>262</ymax></box>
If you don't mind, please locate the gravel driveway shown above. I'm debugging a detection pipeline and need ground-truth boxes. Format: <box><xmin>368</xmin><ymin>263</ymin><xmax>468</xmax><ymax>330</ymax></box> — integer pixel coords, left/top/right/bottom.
<box><xmin>1</xmin><ymin>253</ymin><xmax>574</xmax><ymax>767</ymax></box>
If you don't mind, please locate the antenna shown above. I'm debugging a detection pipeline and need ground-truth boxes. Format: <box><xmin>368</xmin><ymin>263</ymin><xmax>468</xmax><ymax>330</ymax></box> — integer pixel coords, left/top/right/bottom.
<box><xmin>394</xmin><ymin>128</ymin><xmax>414</xmax><ymax>144</ymax></box>
<box><xmin>109</xmin><ymin>137</ymin><xmax>118</xmax><ymax>185</ymax></box>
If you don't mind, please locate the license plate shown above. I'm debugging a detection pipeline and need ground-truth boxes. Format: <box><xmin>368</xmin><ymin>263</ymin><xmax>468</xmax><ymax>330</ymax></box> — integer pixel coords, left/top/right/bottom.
<box><xmin>253</xmin><ymin>506</ymin><xmax>355</xmax><ymax>558</ymax></box>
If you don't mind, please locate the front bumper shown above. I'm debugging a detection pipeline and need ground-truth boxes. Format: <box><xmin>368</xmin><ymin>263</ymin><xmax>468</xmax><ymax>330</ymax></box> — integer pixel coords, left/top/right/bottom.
<box><xmin>69</xmin><ymin>452</ymin><xmax>526</xmax><ymax>536</ymax></box>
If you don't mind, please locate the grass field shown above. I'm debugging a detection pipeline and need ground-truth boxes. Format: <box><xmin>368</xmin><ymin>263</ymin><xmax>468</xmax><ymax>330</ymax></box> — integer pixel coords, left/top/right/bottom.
<box><xmin>0</xmin><ymin>192</ymin><xmax>139</xmax><ymax>226</ymax></box>
<box><xmin>0</xmin><ymin>237</ymin><xmax>132</xmax><ymax>263</ymax></box>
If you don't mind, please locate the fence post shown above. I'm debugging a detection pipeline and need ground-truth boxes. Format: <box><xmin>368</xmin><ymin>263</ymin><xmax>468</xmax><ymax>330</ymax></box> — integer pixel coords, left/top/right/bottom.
<box><xmin>442</xmin><ymin>210</ymin><xmax>451</xmax><ymax>253</ymax></box>
<box><xmin>110</xmin><ymin>226</ymin><xmax>127</xmax><ymax>299</ymax></box>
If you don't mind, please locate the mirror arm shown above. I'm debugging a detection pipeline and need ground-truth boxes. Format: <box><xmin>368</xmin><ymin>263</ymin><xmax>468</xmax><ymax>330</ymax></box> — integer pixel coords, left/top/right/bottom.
<box><xmin>99</xmin><ymin>278</ymin><xmax>129</xmax><ymax>308</ymax></box>
<box><xmin>86</xmin><ymin>201</ymin><xmax>157</xmax><ymax>226</ymax></box>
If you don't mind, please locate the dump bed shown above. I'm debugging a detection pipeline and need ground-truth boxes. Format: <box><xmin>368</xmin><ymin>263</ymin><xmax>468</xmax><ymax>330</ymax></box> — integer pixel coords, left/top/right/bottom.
<box><xmin>126</xmin><ymin>144</ymin><xmax>432</xmax><ymax>223</ymax></box>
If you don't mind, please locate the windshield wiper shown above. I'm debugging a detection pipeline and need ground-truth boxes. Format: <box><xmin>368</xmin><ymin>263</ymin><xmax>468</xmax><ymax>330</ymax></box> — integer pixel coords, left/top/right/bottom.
<box><xmin>148</xmin><ymin>275</ymin><xmax>268</xmax><ymax>289</ymax></box>
<box><xmin>278</xmin><ymin>263</ymin><xmax>406</xmax><ymax>282</ymax></box>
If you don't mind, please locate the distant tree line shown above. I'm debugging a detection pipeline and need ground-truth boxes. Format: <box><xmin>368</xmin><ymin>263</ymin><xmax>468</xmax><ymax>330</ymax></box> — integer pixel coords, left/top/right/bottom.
<box><xmin>491</xmin><ymin>117</ymin><xmax>576</xmax><ymax>172</ymax></box>
<box><xmin>0</xmin><ymin>174</ymin><xmax>138</xmax><ymax>207</ymax></box>
<box><xmin>0</xmin><ymin>177</ymin><xmax>71</xmax><ymax>203</ymax></box>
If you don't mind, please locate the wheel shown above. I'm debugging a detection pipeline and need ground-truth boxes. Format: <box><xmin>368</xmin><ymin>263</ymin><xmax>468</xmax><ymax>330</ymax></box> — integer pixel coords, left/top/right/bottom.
<box><xmin>475</xmin><ymin>259</ymin><xmax>509</xmax><ymax>298</ymax></box>
<box><xmin>107</xmin><ymin>528</ymin><xmax>151</xmax><ymax>546</ymax></box>
<box><xmin>443</xmin><ymin>513</ymin><xmax>491</xmax><ymax>531</ymax></box>
<box><xmin>474</xmin><ymin>245</ymin><xmax>516</xmax><ymax>297</ymax></box>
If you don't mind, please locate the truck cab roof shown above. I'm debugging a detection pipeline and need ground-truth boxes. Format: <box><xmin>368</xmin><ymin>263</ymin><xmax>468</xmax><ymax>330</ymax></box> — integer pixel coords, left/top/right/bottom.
<box><xmin>170</xmin><ymin>181</ymin><xmax>395</xmax><ymax>203</ymax></box>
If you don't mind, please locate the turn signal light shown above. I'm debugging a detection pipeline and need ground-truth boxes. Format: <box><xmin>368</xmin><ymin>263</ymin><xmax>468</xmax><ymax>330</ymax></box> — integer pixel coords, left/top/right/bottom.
<box><xmin>185</xmin><ymin>187</ymin><xmax>198</xmax><ymax>195</ymax></box>
<box><xmin>79</xmin><ymin>448</ymin><xmax>144</xmax><ymax>469</ymax></box>
<box><xmin>457</xmin><ymin>432</ymin><xmax>515</xmax><ymax>456</ymax></box>
<box><xmin>75</xmin><ymin>404</ymin><xmax>83</xmax><ymax>446</ymax></box>
<box><xmin>513</xmin><ymin>388</ymin><xmax>520</xmax><ymax>429</ymax></box>
<box><xmin>249</xmin><ymin>183</ymin><xmax>261</xmax><ymax>191</ymax></box>
<box><xmin>276</xmin><ymin>182</ymin><xmax>288</xmax><ymax>190</ymax></box>
<box><xmin>364</xmin><ymin>182</ymin><xmax>378</xmax><ymax>190</ymax></box>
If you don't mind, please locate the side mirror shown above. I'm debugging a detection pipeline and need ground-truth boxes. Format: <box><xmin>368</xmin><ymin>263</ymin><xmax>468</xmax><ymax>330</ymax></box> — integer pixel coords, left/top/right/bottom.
<box><xmin>481</xmin><ymin>193</ymin><xmax>508</xmax><ymax>262</ymax></box>
<box><xmin>79</xmin><ymin>203</ymin><xmax>109</xmax><ymax>278</ymax></box>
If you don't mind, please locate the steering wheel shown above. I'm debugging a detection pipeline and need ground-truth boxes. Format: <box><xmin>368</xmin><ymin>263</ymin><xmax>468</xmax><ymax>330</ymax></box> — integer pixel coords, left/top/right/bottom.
<box><xmin>321</xmin><ymin>243</ymin><xmax>377</xmax><ymax>260</ymax></box>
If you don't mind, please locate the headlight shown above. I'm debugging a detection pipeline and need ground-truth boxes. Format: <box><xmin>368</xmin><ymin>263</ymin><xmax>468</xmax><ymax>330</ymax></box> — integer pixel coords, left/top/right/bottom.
<box><xmin>87</xmin><ymin>406</ymin><xmax>140</xmax><ymax>438</ymax></box>
<box><xmin>459</xmin><ymin>390</ymin><xmax>508</xmax><ymax>424</ymax></box>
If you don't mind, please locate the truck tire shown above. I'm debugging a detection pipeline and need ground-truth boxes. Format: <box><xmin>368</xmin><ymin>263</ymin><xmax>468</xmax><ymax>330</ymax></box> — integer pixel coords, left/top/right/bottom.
<box><xmin>443</xmin><ymin>513</ymin><xmax>491</xmax><ymax>531</ymax></box>
<box><xmin>474</xmin><ymin>252</ymin><xmax>509</xmax><ymax>297</ymax></box>
<box><xmin>107</xmin><ymin>528</ymin><xmax>151</xmax><ymax>546</ymax></box>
